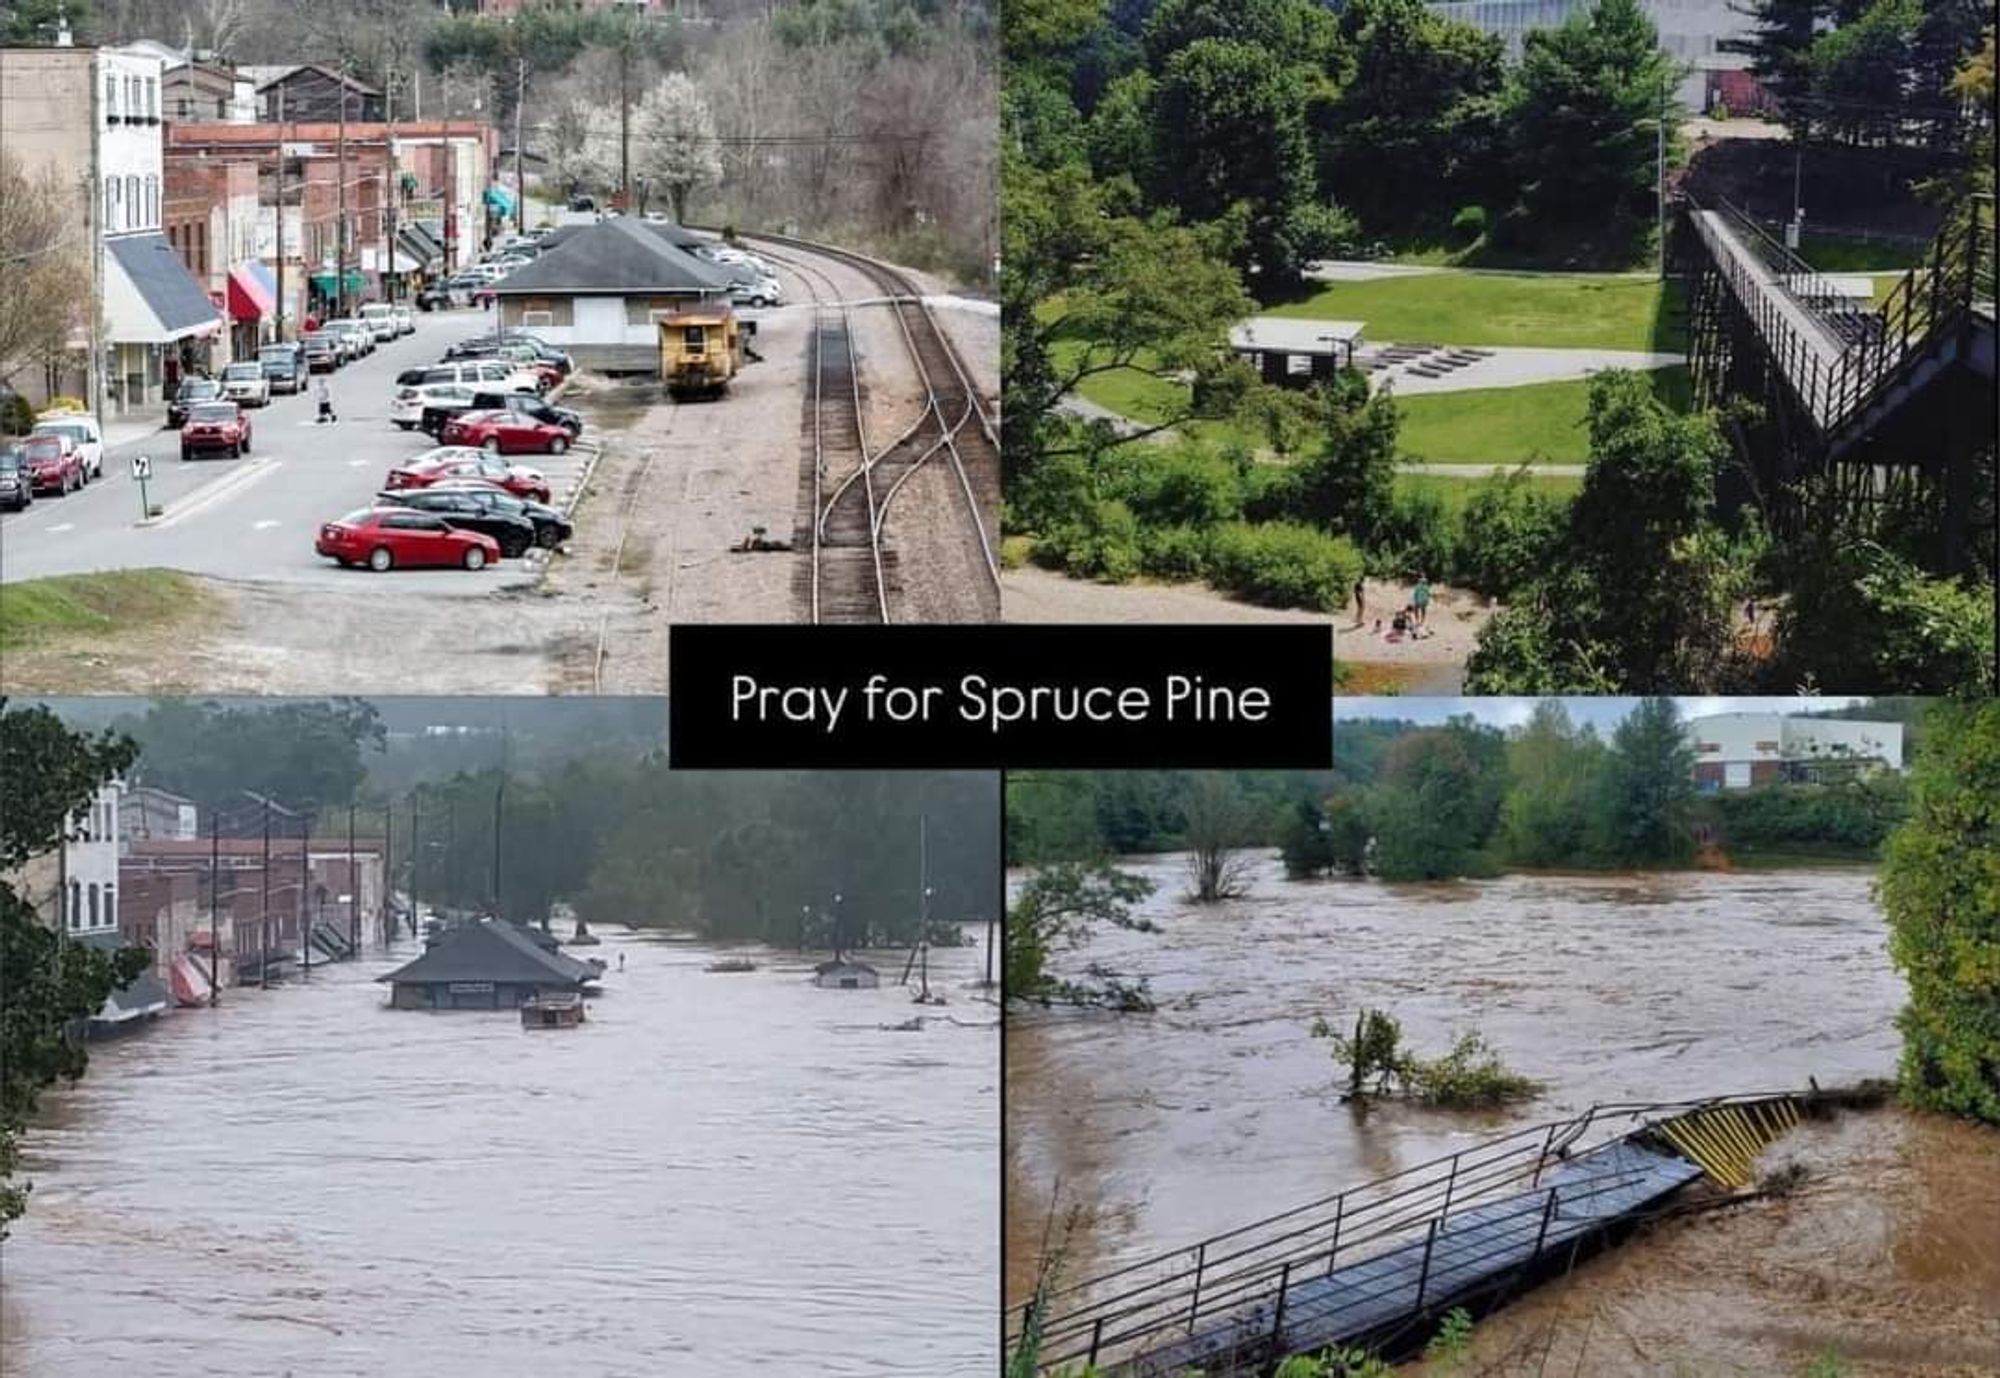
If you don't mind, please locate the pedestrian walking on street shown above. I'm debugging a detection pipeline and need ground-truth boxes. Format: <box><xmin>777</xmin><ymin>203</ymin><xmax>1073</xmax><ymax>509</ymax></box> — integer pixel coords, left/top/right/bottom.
<box><xmin>316</xmin><ymin>379</ymin><xmax>336</xmax><ymax>424</ymax></box>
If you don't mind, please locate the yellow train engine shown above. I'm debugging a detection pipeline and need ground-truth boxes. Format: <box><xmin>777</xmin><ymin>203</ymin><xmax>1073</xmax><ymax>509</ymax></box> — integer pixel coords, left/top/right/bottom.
<box><xmin>658</xmin><ymin>303</ymin><xmax>747</xmax><ymax>400</ymax></box>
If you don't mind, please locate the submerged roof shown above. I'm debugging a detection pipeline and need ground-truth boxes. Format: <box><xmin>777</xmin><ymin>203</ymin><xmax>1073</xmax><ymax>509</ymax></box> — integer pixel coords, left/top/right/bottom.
<box><xmin>378</xmin><ymin>919</ymin><xmax>596</xmax><ymax>988</ymax></box>
<box><xmin>495</xmin><ymin>217</ymin><xmax>732</xmax><ymax>297</ymax></box>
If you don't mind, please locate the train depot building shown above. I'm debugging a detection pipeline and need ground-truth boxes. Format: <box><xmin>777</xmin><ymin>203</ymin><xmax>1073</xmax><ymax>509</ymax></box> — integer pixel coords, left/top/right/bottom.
<box><xmin>378</xmin><ymin>917</ymin><xmax>602</xmax><ymax>1010</ymax></box>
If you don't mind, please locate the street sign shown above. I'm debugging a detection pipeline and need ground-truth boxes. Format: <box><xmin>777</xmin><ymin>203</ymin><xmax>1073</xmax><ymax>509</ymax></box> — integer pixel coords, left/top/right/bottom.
<box><xmin>131</xmin><ymin>455</ymin><xmax>151</xmax><ymax>480</ymax></box>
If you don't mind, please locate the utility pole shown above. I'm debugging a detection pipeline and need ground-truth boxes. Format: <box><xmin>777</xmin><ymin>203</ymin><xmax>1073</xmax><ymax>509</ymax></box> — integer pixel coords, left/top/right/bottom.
<box><xmin>208</xmin><ymin>810</ymin><xmax>221</xmax><ymax>1005</ymax></box>
<box><xmin>489</xmin><ymin>777</ymin><xmax>504</xmax><ymax>921</ymax></box>
<box><xmin>442</xmin><ymin>72</ymin><xmax>456</xmax><ymax>275</ymax></box>
<box><xmin>514</xmin><ymin>54</ymin><xmax>527</xmax><ymax>236</ymax></box>
<box><xmin>410</xmin><ymin>793</ymin><xmax>421</xmax><ymax>934</ymax></box>
<box><xmin>260</xmin><ymin>794</ymin><xmax>271</xmax><ymax>989</ymax></box>
<box><xmin>347</xmin><ymin>802</ymin><xmax>358</xmax><ymax>954</ymax></box>
<box><xmin>382</xmin><ymin>800</ymin><xmax>394</xmax><ymax>949</ymax></box>
<box><xmin>297</xmin><ymin>816</ymin><xmax>309</xmax><ymax>973</ymax></box>
<box><xmin>275</xmin><ymin>85</ymin><xmax>288</xmax><ymax>341</ymax></box>
<box><xmin>385</xmin><ymin>64</ymin><xmax>399</xmax><ymax>304</ymax></box>
<box><xmin>336</xmin><ymin>63</ymin><xmax>349</xmax><ymax>318</ymax></box>
<box><xmin>85</xmin><ymin>65</ymin><xmax>103</xmax><ymax>418</ymax></box>
<box><xmin>1656</xmin><ymin>75</ymin><xmax>1667</xmax><ymax>283</ymax></box>
<box><xmin>618</xmin><ymin>43</ymin><xmax>631</xmax><ymax>208</ymax></box>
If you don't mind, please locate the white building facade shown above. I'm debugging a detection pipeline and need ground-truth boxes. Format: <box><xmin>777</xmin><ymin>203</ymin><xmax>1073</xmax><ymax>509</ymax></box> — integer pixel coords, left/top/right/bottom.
<box><xmin>61</xmin><ymin>781</ymin><xmax>124</xmax><ymax>941</ymax></box>
<box><xmin>1426</xmin><ymin>0</ymin><xmax>1754</xmax><ymax>110</ymax></box>
<box><xmin>1686</xmin><ymin>713</ymin><xmax>1907</xmax><ymax>791</ymax></box>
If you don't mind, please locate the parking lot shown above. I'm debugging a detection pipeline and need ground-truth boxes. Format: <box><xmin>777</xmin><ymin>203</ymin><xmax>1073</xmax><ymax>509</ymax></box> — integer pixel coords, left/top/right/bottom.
<box><xmin>0</xmin><ymin>307</ymin><xmax>598</xmax><ymax>596</ymax></box>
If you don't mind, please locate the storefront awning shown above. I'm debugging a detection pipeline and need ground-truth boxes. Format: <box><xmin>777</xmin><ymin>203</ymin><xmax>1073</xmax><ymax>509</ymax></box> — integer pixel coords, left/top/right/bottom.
<box><xmin>309</xmin><ymin>268</ymin><xmax>369</xmax><ymax>295</ymax></box>
<box><xmin>226</xmin><ymin>260</ymin><xmax>277</xmax><ymax>321</ymax></box>
<box><xmin>104</xmin><ymin>234</ymin><xmax>224</xmax><ymax>344</ymax></box>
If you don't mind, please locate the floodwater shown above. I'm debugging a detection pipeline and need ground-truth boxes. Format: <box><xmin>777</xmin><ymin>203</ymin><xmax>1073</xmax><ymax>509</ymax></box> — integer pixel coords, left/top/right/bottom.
<box><xmin>2</xmin><ymin>927</ymin><xmax>998</xmax><ymax>1378</ymax></box>
<box><xmin>1004</xmin><ymin>854</ymin><xmax>1904</xmax><ymax>1308</ymax></box>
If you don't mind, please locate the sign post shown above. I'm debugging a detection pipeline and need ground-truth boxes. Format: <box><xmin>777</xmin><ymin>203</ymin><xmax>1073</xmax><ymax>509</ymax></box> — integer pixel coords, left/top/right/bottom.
<box><xmin>131</xmin><ymin>453</ymin><xmax>152</xmax><ymax>518</ymax></box>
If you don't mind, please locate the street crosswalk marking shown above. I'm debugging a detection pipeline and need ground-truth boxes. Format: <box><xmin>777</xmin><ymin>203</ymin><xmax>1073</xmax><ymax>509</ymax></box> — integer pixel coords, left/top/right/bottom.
<box><xmin>45</xmin><ymin>522</ymin><xmax>74</xmax><ymax>533</ymax></box>
<box><xmin>253</xmin><ymin>520</ymin><xmax>281</xmax><ymax>530</ymax></box>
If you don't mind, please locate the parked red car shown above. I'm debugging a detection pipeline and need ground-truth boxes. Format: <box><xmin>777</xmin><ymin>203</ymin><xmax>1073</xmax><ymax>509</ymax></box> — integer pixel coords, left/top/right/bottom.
<box><xmin>180</xmin><ymin>401</ymin><xmax>253</xmax><ymax>460</ymax></box>
<box><xmin>21</xmin><ymin>432</ymin><xmax>84</xmax><ymax>494</ymax></box>
<box><xmin>315</xmin><ymin>506</ymin><xmax>504</xmax><ymax>571</ymax></box>
<box><xmin>384</xmin><ymin>446</ymin><xmax>553</xmax><ymax>503</ymax></box>
<box><xmin>441</xmin><ymin>409</ymin><xmax>573</xmax><ymax>457</ymax></box>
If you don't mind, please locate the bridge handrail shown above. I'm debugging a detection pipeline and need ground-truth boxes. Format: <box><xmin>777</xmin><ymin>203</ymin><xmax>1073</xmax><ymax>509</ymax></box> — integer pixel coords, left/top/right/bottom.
<box><xmin>1012</xmin><ymin>1091</ymin><xmax>1800</xmax><ymax>1369</ymax></box>
<box><xmin>1683</xmin><ymin>190</ymin><xmax>1992</xmax><ymax>435</ymax></box>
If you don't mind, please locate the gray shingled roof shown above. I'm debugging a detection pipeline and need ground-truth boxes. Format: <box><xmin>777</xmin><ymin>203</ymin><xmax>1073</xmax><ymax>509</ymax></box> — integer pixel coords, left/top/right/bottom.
<box><xmin>495</xmin><ymin>217</ymin><xmax>732</xmax><ymax>297</ymax></box>
<box><xmin>537</xmin><ymin>219</ymin><xmax>709</xmax><ymax>254</ymax></box>
<box><xmin>378</xmin><ymin>919</ymin><xmax>594</xmax><ymax>988</ymax></box>
<box><xmin>109</xmin><ymin>233</ymin><xmax>222</xmax><ymax>336</ymax></box>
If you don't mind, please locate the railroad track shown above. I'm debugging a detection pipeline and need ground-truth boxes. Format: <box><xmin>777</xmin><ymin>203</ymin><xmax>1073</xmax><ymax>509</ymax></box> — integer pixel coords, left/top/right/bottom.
<box><xmin>743</xmin><ymin>231</ymin><xmax>1001</xmax><ymax>624</ymax></box>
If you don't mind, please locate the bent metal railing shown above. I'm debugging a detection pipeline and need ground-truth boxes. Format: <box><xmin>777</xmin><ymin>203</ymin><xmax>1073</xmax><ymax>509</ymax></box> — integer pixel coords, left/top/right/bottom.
<box><xmin>1686</xmin><ymin>192</ymin><xmax>1994</xmax><ymax>439</ymax></box>
<box><xmin>1012</xmin><ymin>1092</ymin><xmax>1803</xmax><ymax>1374</ymax></box>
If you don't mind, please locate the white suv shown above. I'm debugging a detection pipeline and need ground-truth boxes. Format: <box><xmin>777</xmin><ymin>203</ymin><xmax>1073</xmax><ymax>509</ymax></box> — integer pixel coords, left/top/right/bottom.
<box><xmin>359</xmin><ymin>303</ymin><xmax>399</xmax><ymax>341</ymax></box>
<box><xmin>28</xmin><ymin>411</ymin><xmax>104</xmax><ymax>482</ymax></box>
<box><xmin>394</xmin><ymin>359</ymin><xmax>543</xmax><ymax>395</ymax></box>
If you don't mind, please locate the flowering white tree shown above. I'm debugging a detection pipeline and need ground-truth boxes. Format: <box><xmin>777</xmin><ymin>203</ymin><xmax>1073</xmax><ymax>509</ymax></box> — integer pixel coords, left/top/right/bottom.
<box><xmin>635</xmin><ymin>71</ymin><xmax>723</xmax><ymax>223</ymax></box>
<box><xmin>544</xmin><ymin>95</ymin><xmax>616</xmax><ymax>201</ymax></box>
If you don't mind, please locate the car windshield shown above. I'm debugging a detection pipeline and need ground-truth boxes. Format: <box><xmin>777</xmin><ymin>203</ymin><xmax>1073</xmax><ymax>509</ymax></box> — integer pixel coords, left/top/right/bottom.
<box><xmin>259</xmin><ymin>347</ymin><xmax>295</xmax><ymax>362</ymax></box>
<box><xmin>23</xmin><ymin>436</ymin><xmax>63</xmax><ymax>457</ymax></box>
<box><xmin>336</xmin><ymin>508</ymin><xmax>376</xmax><ymax>526</ymax></box>
<box><xmin>224</xmin><ymin>364</ymin><xmax>261</xmax><ymax>380</ymax></box>
<box><xmin>1</xmin><ymin>450</ymin><xmax>23</xmax><ymax>472</ymax></box>
<box><xmin>34</xmin><ymin>422</ymin><xmax>87</xmax><ymax>441</ymax></box>
<box><xmin>179</xmin><ymin>379</ymin><xmax>220</xmax><ymax>398</ymax></box>
<box><xmin>188</xmin><ymin>404</ymin><xmax>237</xmax><ymax>423</ymax></box>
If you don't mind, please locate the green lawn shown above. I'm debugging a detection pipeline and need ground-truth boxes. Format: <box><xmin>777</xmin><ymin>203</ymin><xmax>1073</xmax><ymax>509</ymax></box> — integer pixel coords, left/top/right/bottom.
<box><xmin>1798</xmin><ymin>233</ymin><xmax>1926</xmax><ymax>274</ymax></box>
<box><xmin>0</xmin><ymin>570</ymin><xmax>207</xmax><ymax>651</ymax></box>
<box><xmin>1396</xmin><ymin>367</ymin><xmax>1690</xmax><ymax>465</ymax></box>
<box><xmin>1398</xmin><ymin>471</ymin><xmax>1581</xmax><ymax>515</ymax></box>
<box><xmin>1266</xmin><ymin>271</ymin><xmax>1685</xmax><ymax>352</ymax></box>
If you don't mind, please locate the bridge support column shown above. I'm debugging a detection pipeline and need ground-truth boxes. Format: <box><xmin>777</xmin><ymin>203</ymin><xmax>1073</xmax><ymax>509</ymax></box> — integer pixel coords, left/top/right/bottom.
<box><xmin>1415</xmin><ymin>1218</ymin><xmax>1439</xmax><ymax>1310</ymax></box>
<box><xmin>1534</xmin><ymin>1186</ymin><xmax>1559</xmax><ymax>1257</ymax></box>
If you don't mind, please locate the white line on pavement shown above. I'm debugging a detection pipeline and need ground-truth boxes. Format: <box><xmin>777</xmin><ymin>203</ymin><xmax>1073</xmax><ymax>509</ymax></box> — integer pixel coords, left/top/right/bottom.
<box><xmin>45</xmin><ymin>522</ymin><xmax>74</xmax><ymax>533</ymax></box>
<box><xmin>142</xmin><ymin>458</ymin><xmax>283</xmax><ymax>531</ymax></box>
<box><xmin>253</xmin><ymin>519</ymin><xmax>281</xmax><ymax>530</ymax></box>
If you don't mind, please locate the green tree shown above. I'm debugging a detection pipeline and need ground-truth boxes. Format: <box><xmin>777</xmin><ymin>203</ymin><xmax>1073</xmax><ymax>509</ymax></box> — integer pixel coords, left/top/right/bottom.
<box><xmin>1877</xmin><ymin>701</ymin><xmax>2000</xmax><ymax>1125</ymax></box>
<box><xmin>1505</xmin><ymin>0</ymin><xmax>1679</xmax><ymax>257</ymax></box>
<box><xmin>1005</xmin><ymin>860</ymin><xmax>1158</xmax><ymax>1006</ymax></box>
<box><xmin>1182</xmin><ymin>772</ymin><xmax>1255</xmax><ymax>901</ymax></box>
<box><xmin>1</xmin><ymin>702</ymin><xmax>149</xmax><ymax>1236</ymax></box>
<box><xmin>116</xmin><ymin>699</ymin><xmax>386</xmax><ymax>817</ymax></box>
<box><xmin>1498</xmin><ymin>700</ymin><xmax>1609</xmax><ymax>867</ymax></box>
<box><xmin>1139</xmin><ymin>0</ymin><xmax>1341</xmax><ymax>72</ymax></box>
<box><xmin>1001</xmin><ymin>156</ymin><xmax>1251</xmax><ymax>490</ymax></box>
<box><xmin>1320</xmin><ymin>0</ymin><xmax>1507</xmax><ymax>234</ymax></box>
<box><xmin>1369</xmin><ymin>718</ymin><xmax>1507</xmax><ymax>880</ymax></box>
<box><xmin>1467</xmin><ymin>371</ymin><xmax>1744</xmax><ymax>692</ymax></box>
<box><xmin>1722</xmin><ymin>0</ymin><xmax>1826</xmax><ymax>131</ymax></box>
<box><xmin>1150</xmin><ymin>38</ymin><xmax>1345</xmax><ymax>287</ymax></box>
<box><xmin>1456</xmin><ymin>466</ymin><xmax>1567</xmax><ymax>601</ymax></box>
<box><xmin>0</xmin><ymin>0</ymin><xmax>87</xmax><ymax>43</ymax></box>
<box><xmin>1600</xmin><ymin>696</ymin><xmax>1696</xmax><ymax>865</ymax></box>
<box><xmin>1279</xmin><ymin>376</ymin><xmax>1402</xmax><ymax>544</ymax></box>
<box><xmin>1808</xmin><ymin>0</ymin><xmax>1923</xmax><ymax>146</ymax></box>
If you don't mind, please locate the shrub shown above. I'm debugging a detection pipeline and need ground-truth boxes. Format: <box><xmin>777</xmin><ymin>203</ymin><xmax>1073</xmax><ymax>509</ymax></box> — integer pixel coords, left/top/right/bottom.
<box><xmin>1105</xmin><ymin>444</ymin><xmax>1243</xmax><ymax>527</ymax></box>
<box><xmin>0</xmin><ymin>392</ymin><xmax>33</xmax><ymax>435</ymax></box>
<box><xmin>1039</xmin><ymin>499</ymin><xmax>1143</xmax><ymax>583</ymax></box>
<box><xmin>1138</xmin><ymin>523</ymin><xmax>1210</xmax><ymax>582</ymax></box>
<box><xmin>1368</xmin><ymin>486</ymin><xmax>1457</xmax><ymax>582</ymax></box>
<box><xmin>44</xmin><ymin>394</ymin><xmax>86</xmax><ymax>413</ymax></box>
<box><xmin>1457</xmin><ymin>467</ymin><xmax>1566</xmax><ymax>599</ymax></box>
<box><xmin>1207</xmin><ymin>522</ymin><xmax>1362</xmax><ymax>611</ymax></box>
<box><xmin>1404</xmin><ymin>1032</ymin><xmax>1543</xmax><ymax>1107</ymax></box>
<box><xmin>1450</xmin><ymin>204</ymin><xmax>1488</xmax><ymax>244</ymax></box>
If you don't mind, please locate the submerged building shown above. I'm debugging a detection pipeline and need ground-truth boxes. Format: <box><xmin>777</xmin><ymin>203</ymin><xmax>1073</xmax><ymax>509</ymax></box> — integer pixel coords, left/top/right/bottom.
<box><xmin>378</xmin><ymin>918</ymin><xmax>602</xmax><ymax>1010</ymax></box>
<box><xmin>813</xmin><ymin>958</ymin><xmax>880</xmax><ymax>990</ymax></box>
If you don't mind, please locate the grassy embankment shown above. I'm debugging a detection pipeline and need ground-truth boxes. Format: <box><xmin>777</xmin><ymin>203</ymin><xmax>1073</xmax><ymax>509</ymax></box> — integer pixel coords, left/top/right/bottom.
<box><xmin>0</xmin><ymin>570</ymin><xmax>211</xmax><ymax>665</ymax></box>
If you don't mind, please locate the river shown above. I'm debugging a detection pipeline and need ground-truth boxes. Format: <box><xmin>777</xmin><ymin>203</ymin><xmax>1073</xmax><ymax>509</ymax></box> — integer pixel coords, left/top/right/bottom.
<box><xmin>1004</xmin><ymin>854</ymin><xmax>1903</xmax><ymax>1308</ymax></box>
<box><xmin>2</xmin><ymin>926</ymin><xmax>998</xmax><ymax>1377</ymax></box>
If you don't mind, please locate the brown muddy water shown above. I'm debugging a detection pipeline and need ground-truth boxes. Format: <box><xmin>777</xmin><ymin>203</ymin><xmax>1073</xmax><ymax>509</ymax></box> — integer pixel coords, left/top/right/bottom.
<box><xmin>1004</xmin><ymin>855</ymin><xmax>1905</xmax><ymax>1309</ymax></box>
<box><xmin>2</xmin><ymin>927</ymin><xmax>997</xmax><ymax>1377</ymax></box>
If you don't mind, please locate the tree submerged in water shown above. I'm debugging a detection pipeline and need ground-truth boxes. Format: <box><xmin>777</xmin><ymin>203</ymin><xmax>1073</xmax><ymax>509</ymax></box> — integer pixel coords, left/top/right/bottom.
<box><xmin>1310</xmin><ymin>1007</ymin><xmax>1542</xmax><ymax>1108</ymax></box>
<box><xmin>1005</xmin><ymin>861</ymin><xmax>1159</xmax><ymax>1010</ymax></box>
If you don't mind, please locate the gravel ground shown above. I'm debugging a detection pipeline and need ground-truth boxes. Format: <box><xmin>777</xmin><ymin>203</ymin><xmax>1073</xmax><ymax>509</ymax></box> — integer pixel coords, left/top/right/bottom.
<box><xmin>1001</xmin><ymin>565</ymin><xmax>1333</xmax><ymax>626</ymax></box>
<box><xmin>1335</xmin><ymin>577</ymin><xmax>1494</xmax><ymax>671</ymax></box>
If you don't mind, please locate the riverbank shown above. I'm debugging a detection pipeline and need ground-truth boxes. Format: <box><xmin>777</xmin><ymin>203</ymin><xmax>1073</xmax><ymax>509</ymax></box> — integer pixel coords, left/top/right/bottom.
<box><xmin>1403</xmin><ymin>1104</ymin><xmax>2000</xmax><ymax>1377</ymax></box>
